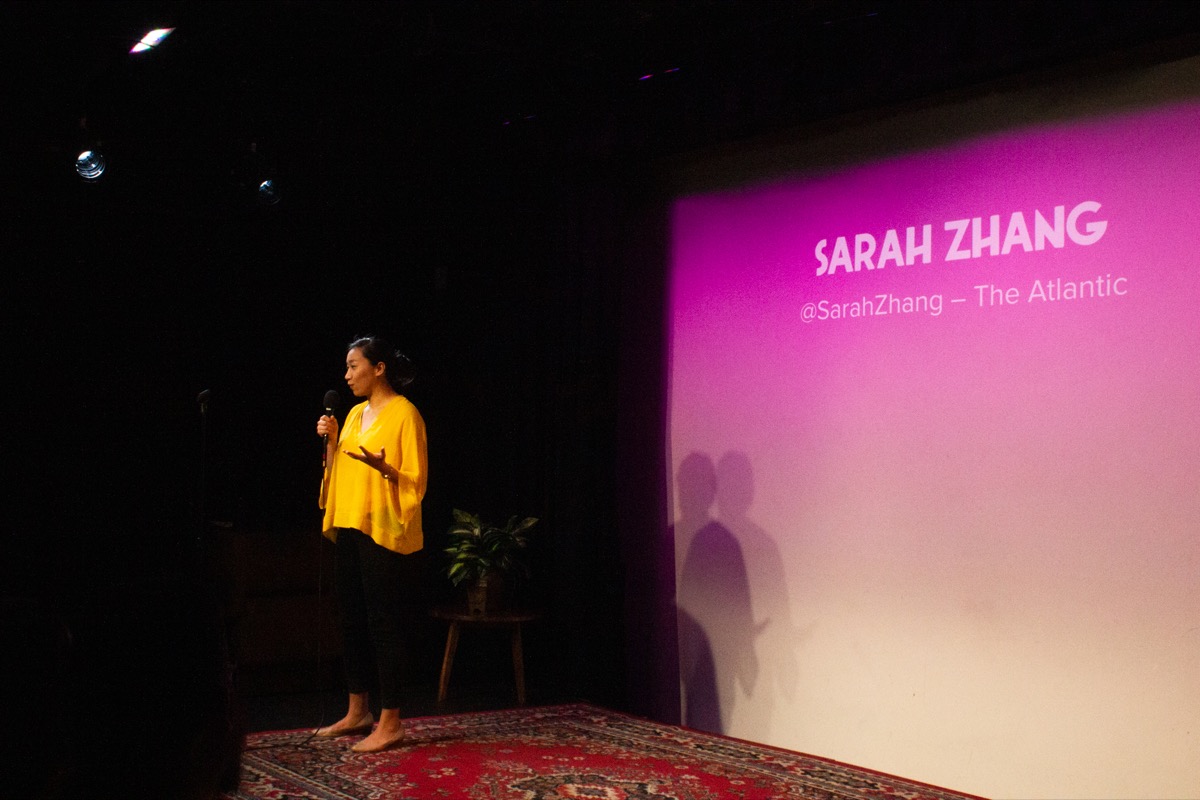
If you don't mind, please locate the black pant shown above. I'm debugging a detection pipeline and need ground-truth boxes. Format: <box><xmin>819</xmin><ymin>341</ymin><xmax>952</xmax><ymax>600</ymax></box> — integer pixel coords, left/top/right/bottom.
<box><xmin>334</xmin><ymin>527</ymin><xmax>406</xmax><ymax>709</ymax></box>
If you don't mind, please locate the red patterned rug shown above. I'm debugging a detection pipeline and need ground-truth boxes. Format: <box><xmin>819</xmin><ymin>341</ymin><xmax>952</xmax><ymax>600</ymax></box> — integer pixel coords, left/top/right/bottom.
<box><xmin>224</xmin><ymin>703</ymin><xmax>983</xmax><ymax>800</ymax></box>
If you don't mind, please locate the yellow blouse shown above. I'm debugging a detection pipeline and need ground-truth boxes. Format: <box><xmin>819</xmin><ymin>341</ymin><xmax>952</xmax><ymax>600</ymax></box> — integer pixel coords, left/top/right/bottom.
<box><xmin>320</xmin><ymin>396</ymin><xmax>427</xmax><ymax>554</ymax></box>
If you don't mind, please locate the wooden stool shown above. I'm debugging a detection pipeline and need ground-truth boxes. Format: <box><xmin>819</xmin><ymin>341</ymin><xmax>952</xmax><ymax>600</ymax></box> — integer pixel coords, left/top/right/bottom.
<box><xmin>431</xmin><ymin>606</ymin><xmax>540</xmax><ymax>705</ymax></box>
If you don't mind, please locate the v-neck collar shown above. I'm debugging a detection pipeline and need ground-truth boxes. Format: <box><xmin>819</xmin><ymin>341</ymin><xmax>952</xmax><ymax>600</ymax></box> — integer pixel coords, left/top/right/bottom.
<box><xmin>360</xmin><ymin>396</ymin><xmax>397</xmax><ymax>435</ymax></box>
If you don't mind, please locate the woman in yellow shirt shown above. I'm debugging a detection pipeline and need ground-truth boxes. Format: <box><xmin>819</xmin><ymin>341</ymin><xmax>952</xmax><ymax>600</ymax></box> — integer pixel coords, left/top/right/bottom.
<box><xmin>314</xmin><ymin>336</ymin><xmax>427</xmax><ymax>752</ymax></box>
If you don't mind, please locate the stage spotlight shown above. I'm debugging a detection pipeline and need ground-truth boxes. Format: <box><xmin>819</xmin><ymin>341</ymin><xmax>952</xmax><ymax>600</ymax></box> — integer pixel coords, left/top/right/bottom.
<box><xmin>130</xmin><ymin>27</ymin><xmax>175</xmax><ymax>54</ymax></box>
<box><xmin>75</xmin><ymin>149</ymin><xmax>107</xmax><ymax>181</ymax></box>
<box><xmin>257</xmin><ymin>179</ymin><xmax>280</xmax><ymax>206</ymax></box>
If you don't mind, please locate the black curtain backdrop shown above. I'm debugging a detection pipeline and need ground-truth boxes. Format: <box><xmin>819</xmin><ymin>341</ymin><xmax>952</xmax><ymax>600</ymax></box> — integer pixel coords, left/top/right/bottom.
<box><xmin>2</xmin><ymin>138</ymin><xmax>649</xmax><ymax>714</ymax></box>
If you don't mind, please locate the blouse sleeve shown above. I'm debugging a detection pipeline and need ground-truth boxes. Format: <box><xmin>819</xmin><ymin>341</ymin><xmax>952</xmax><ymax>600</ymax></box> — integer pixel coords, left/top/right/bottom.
<box><xmin>386</xmin><ymin>402</ymin><xmax>428</xmax><ymax>527</ymax></box>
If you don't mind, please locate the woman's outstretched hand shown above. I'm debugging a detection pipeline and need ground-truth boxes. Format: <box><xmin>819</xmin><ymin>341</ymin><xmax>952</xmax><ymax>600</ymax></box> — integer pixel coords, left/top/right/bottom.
<box><xmin>345</xmin><ymin>445</ymin><xmax>388</xmax><ymax>474</ymax></box>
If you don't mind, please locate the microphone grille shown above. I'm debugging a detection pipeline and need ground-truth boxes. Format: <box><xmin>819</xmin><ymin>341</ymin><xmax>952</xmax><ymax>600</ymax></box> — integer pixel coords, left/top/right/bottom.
<box><xmin>323</xmin><ymin>390</ymin><xmax>340</xmax><ymax>411</ymax></box>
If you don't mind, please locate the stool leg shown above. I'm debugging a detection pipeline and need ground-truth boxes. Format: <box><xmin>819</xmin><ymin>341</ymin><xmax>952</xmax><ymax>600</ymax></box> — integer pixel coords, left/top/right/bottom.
<box><xmin>511</xmin><ymin>623</ymin><xmax>526</xmax><ymax>705</ymax></box>
<box><xmin>438</xmin><ymin>621</ymin><xmax>460</xmax><ymax>703</ymax></box>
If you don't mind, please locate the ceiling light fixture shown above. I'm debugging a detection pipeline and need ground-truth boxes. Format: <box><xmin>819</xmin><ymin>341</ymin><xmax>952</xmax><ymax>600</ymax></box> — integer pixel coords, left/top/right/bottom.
<box><xmin>75</xmin><ymin>149</ymin><xmax>107</xmax><ymax>181</ymax></box>
<box><xmin>130</xmin><ymin>27</ymin><xmax>175</xmax><ymax>54</ymax></box>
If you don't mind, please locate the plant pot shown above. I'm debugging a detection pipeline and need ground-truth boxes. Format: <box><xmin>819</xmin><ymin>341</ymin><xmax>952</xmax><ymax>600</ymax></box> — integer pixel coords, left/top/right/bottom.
<box><xmin>466</xmin><ymin>572</ymin><xmax>505</xmax><ymax>615</ymax></box>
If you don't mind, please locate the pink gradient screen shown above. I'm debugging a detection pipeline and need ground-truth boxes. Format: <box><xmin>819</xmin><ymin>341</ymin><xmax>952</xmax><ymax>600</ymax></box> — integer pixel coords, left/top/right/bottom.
<box><xmin>667</xmin><ymin>99</ymin><xmax>1200</xmax><ymax>792</ymax></box>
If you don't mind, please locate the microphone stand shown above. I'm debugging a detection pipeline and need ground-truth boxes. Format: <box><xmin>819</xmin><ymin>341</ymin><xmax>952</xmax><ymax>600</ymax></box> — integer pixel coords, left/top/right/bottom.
<box><xmin>192</xmin><ymin>388</ymin><xmax>245</xmax><ymax>782</ymax></box>
<box><xmin>192</xmin><ymin>389</ymin><xmax>212</xmax><ymax>580</ymax></box>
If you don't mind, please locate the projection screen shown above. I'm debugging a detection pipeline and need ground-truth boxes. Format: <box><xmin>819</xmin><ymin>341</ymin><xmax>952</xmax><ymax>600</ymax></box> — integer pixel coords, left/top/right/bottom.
<box><xmin>667</xmin><ymin>55</ymin><xmax>1200</xmax><ymax>799</ymax></box>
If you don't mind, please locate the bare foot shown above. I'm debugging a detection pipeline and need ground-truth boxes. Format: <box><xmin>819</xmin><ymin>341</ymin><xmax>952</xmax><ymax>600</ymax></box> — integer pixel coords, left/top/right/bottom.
<box><xmin>315</xmin><ymin>711</ymin><xmax>374</xmax><ymax>737</ymax></box>
<box><xmin>350</xmin><ymin>721</ymin><xmax>406</xmax><ymax>753</ymax></box>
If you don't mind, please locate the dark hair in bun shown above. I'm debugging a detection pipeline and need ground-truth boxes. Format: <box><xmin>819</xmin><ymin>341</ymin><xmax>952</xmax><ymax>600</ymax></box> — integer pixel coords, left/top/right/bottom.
<box><xmin>348</xmin><ymin>336</ymin><xmax>414</xmax><ymax>392</ymax></box>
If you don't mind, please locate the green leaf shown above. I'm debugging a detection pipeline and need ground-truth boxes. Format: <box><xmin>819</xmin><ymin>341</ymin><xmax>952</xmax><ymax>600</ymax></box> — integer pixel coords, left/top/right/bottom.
<box><xmin>444</xmin><ymin>509</ymin><xmax>541</xmax><ymax>585</ymax></box>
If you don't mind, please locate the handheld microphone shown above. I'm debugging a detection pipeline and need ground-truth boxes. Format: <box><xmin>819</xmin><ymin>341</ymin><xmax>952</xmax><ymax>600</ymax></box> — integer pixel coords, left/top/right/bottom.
<box><xmin>322</xmin><ymin>390</ymin><xmax>340</xmax><ymax>469</ymax></box>
<box><xmin>197</xmin><ymin>389</ymin><xmax>212</xmax><ymax>416</ymax></box>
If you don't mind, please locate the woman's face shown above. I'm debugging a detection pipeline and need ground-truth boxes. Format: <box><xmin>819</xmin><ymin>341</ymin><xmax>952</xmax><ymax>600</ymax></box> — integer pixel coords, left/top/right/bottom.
<box><xmin>344</xmin><ymin>347</ymin><xmax>384</xmax><ymax>397</ymax></box>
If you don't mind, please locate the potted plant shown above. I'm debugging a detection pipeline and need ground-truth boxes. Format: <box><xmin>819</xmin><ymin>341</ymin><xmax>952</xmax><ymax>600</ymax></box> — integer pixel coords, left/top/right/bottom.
<box><xmin>445</xmin><ymin>509</ymin><xmax>540</xmax><ymax>614</ymax></box>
